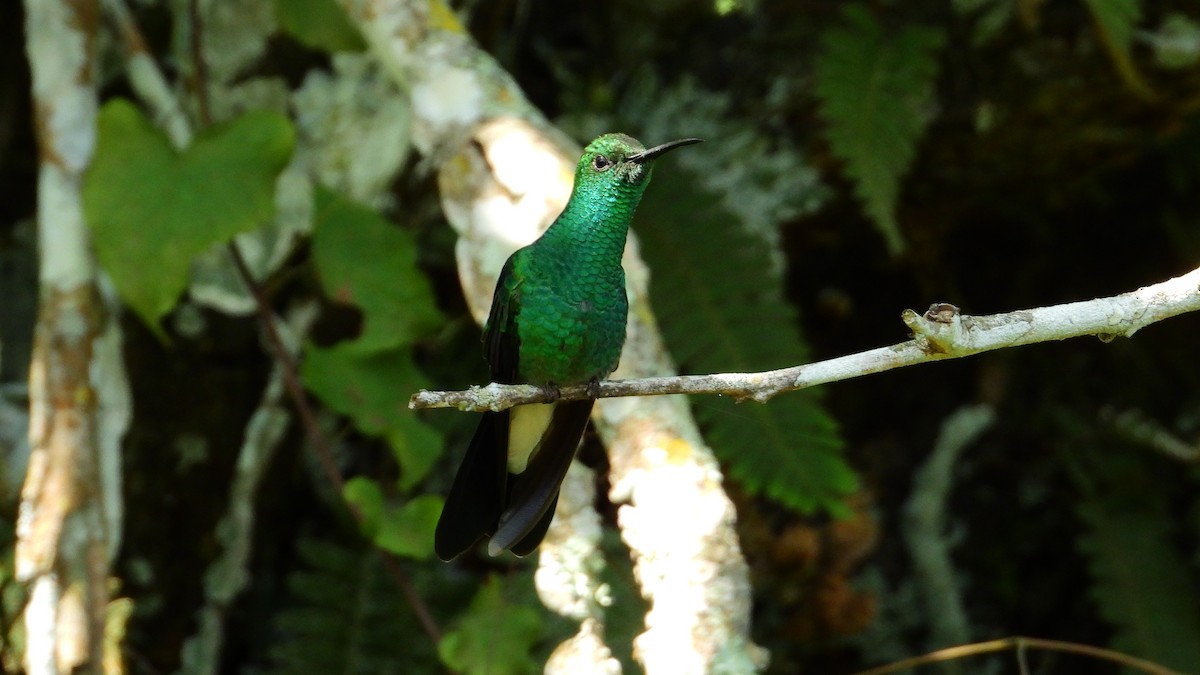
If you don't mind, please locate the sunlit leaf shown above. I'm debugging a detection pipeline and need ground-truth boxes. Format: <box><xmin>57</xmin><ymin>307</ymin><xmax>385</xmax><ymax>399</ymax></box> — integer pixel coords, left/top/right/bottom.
<box><xmin>304</xmin><ymin>343</ymin><xmax>442</xmax><ymax>488</ymax></box>
<box><xmin>84</xmin><ymin>99</ymin><xmax>293</xmax><ymax>335</ymax></box>
<box><xmin>273</xmin><ymin>0</ymin><xmax>365</xmax><ymax>52</ymax></box>
<box><xmin>311</xmin><ymin>188</ymin><xmax>442</xmax><ymax>353</ymax></box>
<box><xmin>439</xmin><ymin>577</ymin><xmax>542</xmax><ymax>675</ymax></box>
<box><xmin>374</xmin><ymin>495</ymin><xmax>441</xmax><ymax>559</ymax></box>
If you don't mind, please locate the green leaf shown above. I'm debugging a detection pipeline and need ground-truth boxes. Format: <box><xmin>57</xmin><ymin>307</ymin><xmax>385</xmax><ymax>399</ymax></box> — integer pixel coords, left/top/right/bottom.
<box><xmin>84</xmin><ymin>99</ymin><xmax>294</xmax><ymax>334</ymax></box>
<box><xmin>374</xmin><ymin>495</ymin><xmax>441</xmax><ymax>559</ymax></box>
<box><xmin>306</xmin><ymin>188</ymin><xmax>445</xmax><ymax>489</ymax></box>
<box><xmin>439</xmin><ymin>577</ymin><xmax>542</xmax><ymax>675</ymax></box>
<box><xmin>344</xmin><ymin>478</ymin><xmax>440</xmax><ymax>559</ymax></box>
<box><xmin>1077</xmin><ymin>495</ymin><xmax>1200</xmax><ymax>671</ymax></box>
<box><xmin>384</xmin><ymin>416</ymin><xmax>444</xmax><ymax>491</ymax></box>
<box><xmin>342</xmin><ymin>476</ymin><xmax>384</xmax><ymax>536</ymax></box>
<box><xmin>312</xmin><ymin>188</ymin><xmax>442</xmax><ymax>353</ymax></box>
<box><xmin>303</xmin><ymin>343</ymin><xmax>443</xmax><ymax>489</ymax></box>
<box><xmin>814</xmin><ymin>5</ymin><xmax>945</xmax><ymax>254</ymax></box>
<box><xmin>638</xmin><ymin>166</ymin><xmax>857</xmax><ymax>515</ymax></box>
<box><xmin>273</xmin><ymin>0</ymin><xmax>365</xmax><ymax>52</ymax></box>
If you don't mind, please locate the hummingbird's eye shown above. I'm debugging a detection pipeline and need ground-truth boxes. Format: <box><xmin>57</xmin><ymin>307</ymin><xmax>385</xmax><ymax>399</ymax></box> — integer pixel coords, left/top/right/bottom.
<box><xmin>592</xmin><ymin>154</ymin><xmax>611</xmax><ymax>171</ymax></box>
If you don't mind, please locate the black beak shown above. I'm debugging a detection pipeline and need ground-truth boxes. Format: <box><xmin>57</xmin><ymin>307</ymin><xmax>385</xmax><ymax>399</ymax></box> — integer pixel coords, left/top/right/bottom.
<box><xmin>627</xmin><ymin>137</ymin><xmax>703</xmax><ymax>164</ymax></box>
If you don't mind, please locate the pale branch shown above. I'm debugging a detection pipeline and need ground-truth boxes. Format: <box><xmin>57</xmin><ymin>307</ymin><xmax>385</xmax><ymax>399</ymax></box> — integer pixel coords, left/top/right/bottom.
<box><xmin>101</xmin><ymin>0</ymin><xmax>193</xmax><ymax>148</ymax></box>
<box><xmin>903</xmin><ymin>405</ymin><xmax>996</xmax><ymax>652</ymax></box>
<box><xmin>1102</xmin><ymin>407</ymin><xmax>1200</xmax><ymax>463</ymax></box>
<box><xmin>179</xmin><ymin>302</ymin><xmax>318</xmax><ymax>675</ymax></box>
<box><xmin>20</xmin><ymin>0</ymin><xmax>131</xmax><ymax>672</ymax></box>
<box><xmin>411</xmin><ymin>265</ymin><xmax>1200</xmax><ymax>412</ymax></box>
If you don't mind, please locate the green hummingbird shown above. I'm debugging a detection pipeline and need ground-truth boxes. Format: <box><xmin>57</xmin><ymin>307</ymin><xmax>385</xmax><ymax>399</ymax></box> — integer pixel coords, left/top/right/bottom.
<box><xmin>435</xmin><ymin>133</ymin><xmax>701</xmax><ymax>560</ymax></box>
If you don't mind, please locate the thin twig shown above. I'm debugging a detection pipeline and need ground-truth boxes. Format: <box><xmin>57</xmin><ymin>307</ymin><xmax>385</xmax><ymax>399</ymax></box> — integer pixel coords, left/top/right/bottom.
<box><xmin>187</xmin><ymin>0</ymin><xmax>211</xmax><ymax>126</ymax></box>
<box><xmin>1102</xmin><ymin>407</ymin><xmax>1200</xmax><ymax>462</ymax></box>
<box><xmin>380</xmin><ymin>554</ymin><xmax>443</xmax><ymax>644</ymax></box>
<box><xmin>226</xmin><ymin>244</ymin><xmax>444</xmax><ymax>645</ymax></box>
<box><xmin>228</xmin><ymin>244</ymin><xmax>346</xmax><ymax>496</ymax></box>
<box><xmin>852</xmin><ymin>635</ymin><xmax>1184</xmax><ymax>675</ymax></box>
<box><xmin>410</xmin><ymin>266</ymin><xmax>1200</xmax><ymax>412</ymax></box>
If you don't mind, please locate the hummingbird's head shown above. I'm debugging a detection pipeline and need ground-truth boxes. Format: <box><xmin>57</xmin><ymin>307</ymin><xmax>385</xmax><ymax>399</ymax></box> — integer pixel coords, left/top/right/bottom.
<box><xmin>576</xmin><ymin>133</ymin><xmax>702</xmax><ymax>190</ymax></box>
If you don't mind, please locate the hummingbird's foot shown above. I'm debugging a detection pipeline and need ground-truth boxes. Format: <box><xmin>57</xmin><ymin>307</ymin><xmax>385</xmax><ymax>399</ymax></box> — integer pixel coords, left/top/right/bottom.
<box><xmin>540</xmin><ymin>383</ymin><xmax>562</xmax><ymax>402</ymax></box>
<box><xmin>585</xmin><ymin>377</ymin><xmax>602</xmax><ymax>399</ymax></box>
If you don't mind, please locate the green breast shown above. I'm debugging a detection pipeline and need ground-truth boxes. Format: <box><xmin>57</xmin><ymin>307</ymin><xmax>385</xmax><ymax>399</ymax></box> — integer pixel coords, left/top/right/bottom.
<box><xmin>511</xmin><ymin>244</ymin><xmax>628</xmax><ymax>386</ymax></box>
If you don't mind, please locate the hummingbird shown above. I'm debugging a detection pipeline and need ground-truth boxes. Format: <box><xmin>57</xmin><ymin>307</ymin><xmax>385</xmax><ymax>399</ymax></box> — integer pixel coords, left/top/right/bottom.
<box><xmin>434</xmin><ymin>133</ymin><xmax>702</xmax><ymax>560</ymax></box>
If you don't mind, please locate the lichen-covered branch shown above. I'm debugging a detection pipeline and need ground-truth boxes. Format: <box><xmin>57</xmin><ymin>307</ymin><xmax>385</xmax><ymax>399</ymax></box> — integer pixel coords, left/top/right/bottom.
<box><xmin>539</xmin><ymin>463</ymin><xmax>621</xmax><ymax>675</ymax></box>
<box><xmin>411</xmin><ymin>265</ymin><xmax>1200</xmax><ymax>411</ymax></box>
<box><xmin>18</xmin><ymin>0</ymin><xmax>132</xmax><ymax>672</ymax></box>
<box><xmin>1103</xmin><ymin>407</ymin><xmax>1200</xmax><ymax>463</ymax></box>
<box><xmin>340</xmin><ymin>1</ymin><xmax>763</xmax><ymax>672</ymax></box>
<box><xmin>902</xmin><ymin>405</ymin><xmax>995</xmax><ymax>652</ymax></box>
<box><xmin>101</xmin><ymin>0</ymin><xmax>193</xmax><ymax>148</ymax></box>
<box><xmin>179</xmin><ymin>302</ymin><xmax>318</xmax><ymax>675</ymax></box>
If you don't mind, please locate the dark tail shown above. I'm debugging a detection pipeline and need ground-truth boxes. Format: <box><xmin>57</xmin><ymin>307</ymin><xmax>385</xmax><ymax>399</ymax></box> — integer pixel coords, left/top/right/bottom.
<box><xmin>434</xmin><ymin>410</ymin><xmax>508</xmax><ymax>561</ymax></box>
<box><xmin>435</xmin><ymin>400</ymin><xmax>595</xmax><ymax>560</ymax></box>
<box><xmin>489</xmin><ymin>399</ymin><xmax>594</xmax><ymax>556</ymax></box>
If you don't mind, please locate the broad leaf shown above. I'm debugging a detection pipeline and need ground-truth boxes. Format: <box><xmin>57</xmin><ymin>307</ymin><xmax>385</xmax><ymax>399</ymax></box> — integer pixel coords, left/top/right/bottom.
<box><xmin>342</xmin><ymin>477</ymin><xmax>384</xmax><ymax>536</ymax></box>
<box><xmin>311</xmin><ymin>188</ymin><xmax>442</xmax><ymax>353</ymax></box>
<box><xmin>272</xmin><ymin>0</ymin><xmax>365</xmax><ymax>52</ymax></box>
<box><xmin>304</xmin><ymin>343</ymin><xmax>442</xmax><ymax>489</ymax></box>
<box><xmin>84</xmin><ymin>99</ymin><xmax>294</xmax><ymax>334</ymax></box>
<box><xmin>343</xmin><ymin>478</ymin><xmax>441</xmax><ymax>559</ymax></box>
<box><xmin>439</xmin><ymin>577</ymin><xmax>542</xmax><ymax>675</ymax></box>
<box><xmin>306</xmin><ymin>189</ymin><xmax>444</xmax><ymax>489</ymax></box>
<box><xmin>374</xmin><ymin>495</ymin><xmax>441</xmax><ymax>559</ymax></box>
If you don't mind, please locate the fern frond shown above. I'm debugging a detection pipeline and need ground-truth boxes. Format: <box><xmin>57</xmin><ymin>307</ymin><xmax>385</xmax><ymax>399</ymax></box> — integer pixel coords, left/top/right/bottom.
<box><xmin>636</xmin><ymin>167</ymin><xmax>856</xmax><ymax>515</ymax></box>
<box><xmin>265</xmin><ymin>537</ymin><xmax>439</xmax><ymax>674</ymax></box>
<box><xmin>814</xmin><ymin>4</ymin><xmax>945</xmax><ymax>254</ymax></box>
<box><xmin>1077</xmin><ymin>495</ymin><xmax>1200</xmax><ymax>671</ymax></box>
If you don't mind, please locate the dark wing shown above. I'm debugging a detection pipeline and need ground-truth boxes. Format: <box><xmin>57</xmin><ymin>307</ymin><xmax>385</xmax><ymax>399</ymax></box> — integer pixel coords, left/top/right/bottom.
<box><xmin>434</xmin><ymin>254</ymin><xmax>523</xmax><ymax>561</ymax></box>
<box><xmin>483</xmin><ymin>255</ymin><xmax>522</xmax><ymax>384</ymax></box>
<box><xmin>433</xmin><ymin>409</ymin><xmax>508</xmax><ymax>560</ymax></box>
